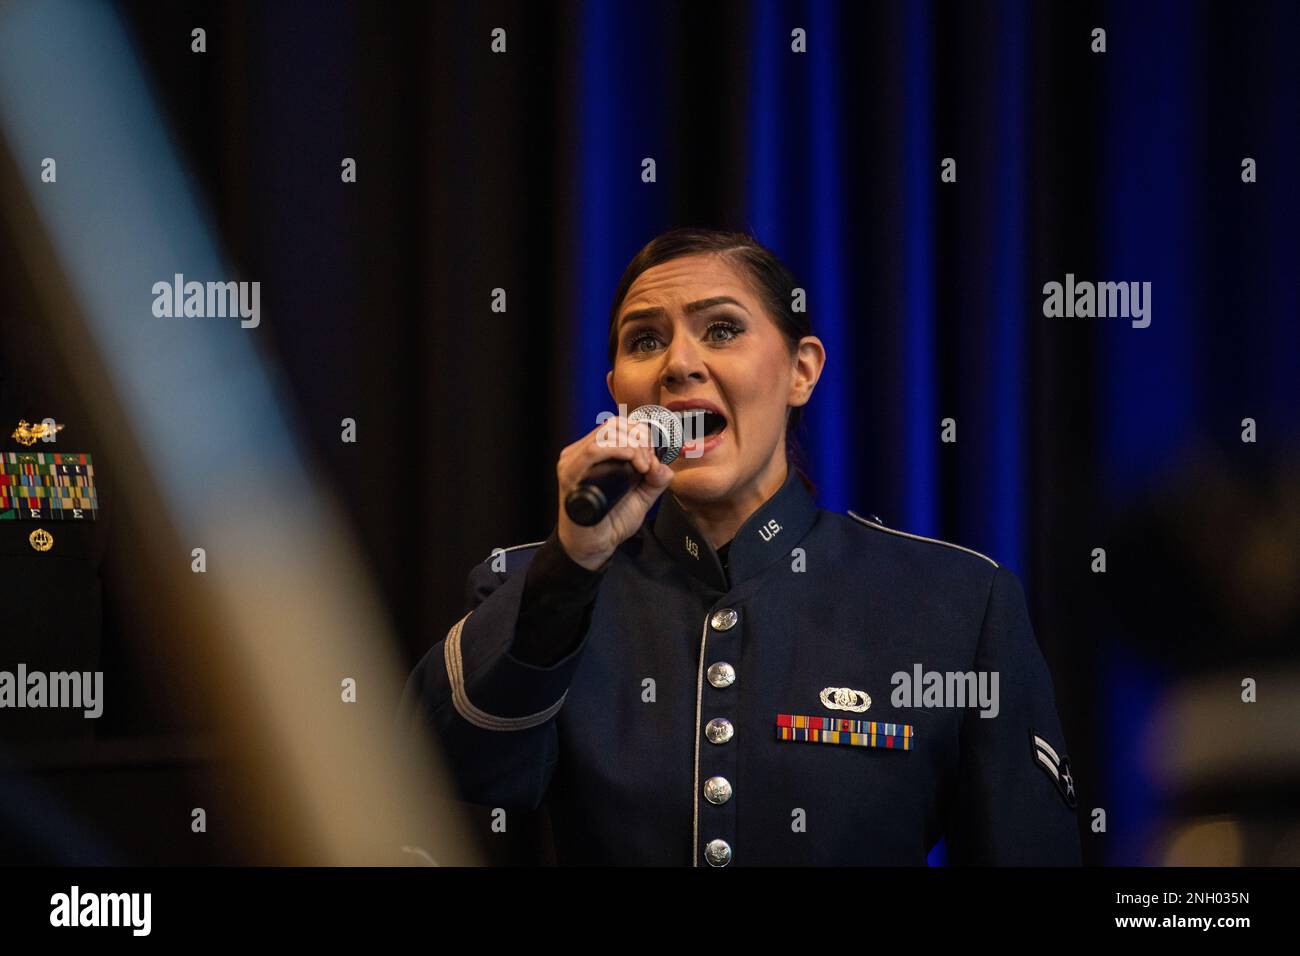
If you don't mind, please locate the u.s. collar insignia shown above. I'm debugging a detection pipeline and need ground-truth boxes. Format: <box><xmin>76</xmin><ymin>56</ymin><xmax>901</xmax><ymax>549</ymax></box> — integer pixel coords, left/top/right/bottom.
<box><xmin>1031</xmin><ymin>731</ymin><xmax>1077</xmax><ymax>809</ymax></box>
<box><xmin>820</xmin><ymin>686</ymin><xmax>871</xmax><ymax>712</ymax></box>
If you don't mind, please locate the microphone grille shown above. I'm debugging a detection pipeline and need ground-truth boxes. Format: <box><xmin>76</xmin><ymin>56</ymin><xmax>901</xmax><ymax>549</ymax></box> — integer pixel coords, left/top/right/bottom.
<box><xmin>627</xmin><ymin>404</ymin><xmax>683</xmax><ymax>465</ymax></box>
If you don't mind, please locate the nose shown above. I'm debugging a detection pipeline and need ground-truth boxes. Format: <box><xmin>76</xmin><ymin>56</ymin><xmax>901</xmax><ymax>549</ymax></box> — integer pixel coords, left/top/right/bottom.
<box><xmin>659</xmin><ymin>332</ymin><xmax>708</xmax><ymax>388</ymax></box>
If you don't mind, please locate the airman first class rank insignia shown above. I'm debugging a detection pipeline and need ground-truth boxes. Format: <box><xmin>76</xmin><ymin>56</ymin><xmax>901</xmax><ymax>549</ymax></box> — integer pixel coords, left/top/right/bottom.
<box><xmin>1031</xmin><ymin>730</ymin><xmax>1077</xmax><ymax>809</ymax></box>
<box><xmin>776</xmin><ymin>714</ymin><xmax>914</xmax><ymax>750</ymax></box>
<box><xmin>0</xmin><ymin>452</ymin><xmax>98</xmax><ymax>521</ymax></box>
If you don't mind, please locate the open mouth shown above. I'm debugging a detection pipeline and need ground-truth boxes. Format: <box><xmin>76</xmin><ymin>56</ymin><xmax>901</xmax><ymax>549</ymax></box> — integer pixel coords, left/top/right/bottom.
<box><xmin>701</xmin><ymin>411</ymin><xmax>727</xmax><ymax>436</ymax></box>
<box><xmin>680</xmin><ymin>408</ymin><xmax>728</xmax><ymax>442</ymax></box>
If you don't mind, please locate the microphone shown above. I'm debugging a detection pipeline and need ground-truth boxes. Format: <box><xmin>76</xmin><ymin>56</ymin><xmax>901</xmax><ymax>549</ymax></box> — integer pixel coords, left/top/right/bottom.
<box><xmin>564</xmin><ymin>404</ymin><xmax>683</xmax><ymax>526</ymax></box>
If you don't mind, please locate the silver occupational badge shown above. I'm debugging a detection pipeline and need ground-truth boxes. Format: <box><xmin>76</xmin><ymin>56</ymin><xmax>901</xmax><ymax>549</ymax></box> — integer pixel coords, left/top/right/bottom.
<box><xmin>820</xmin><ymin>686</ymin><xmax>871</xmax><ymax>712</ymax></box>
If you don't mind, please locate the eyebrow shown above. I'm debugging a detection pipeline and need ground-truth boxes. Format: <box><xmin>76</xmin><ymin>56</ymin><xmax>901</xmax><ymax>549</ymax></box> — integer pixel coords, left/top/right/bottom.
<box><xmin>617</xmin><ymin>296</ymin><xmax>750</xmax><ymax>332</ymax></box>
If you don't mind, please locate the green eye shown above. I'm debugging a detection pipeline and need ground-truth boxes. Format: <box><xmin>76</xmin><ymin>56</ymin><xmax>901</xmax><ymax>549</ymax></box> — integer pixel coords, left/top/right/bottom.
<box><xmin>628</xmin><ymin>332</ymin><xmax>660</xmax><ymax>353</ymax></box>
<box><xmin>706</xmin><ymin>321</ymin><xmax>743</xmax><ymax>342</ymax></box>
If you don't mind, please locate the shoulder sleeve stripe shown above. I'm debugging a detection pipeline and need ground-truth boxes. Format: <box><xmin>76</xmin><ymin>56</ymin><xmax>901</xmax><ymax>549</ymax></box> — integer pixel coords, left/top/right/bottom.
<box><xmin>443</xmin><ymin>613</ymin><xmax>566</xmax><ymax>731</ymax></box>
<box><xmin>846</xmin><ymin>510</ymin><xmax>999</xmax><ymax>568</ymax></box>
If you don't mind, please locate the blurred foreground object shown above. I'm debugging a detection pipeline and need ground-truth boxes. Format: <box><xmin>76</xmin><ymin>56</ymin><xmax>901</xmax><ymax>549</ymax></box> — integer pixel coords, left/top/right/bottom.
<box><xmin>0</xmin><ymin>0</ymin><xmax>474</xmax><ymax>864</ymax></box>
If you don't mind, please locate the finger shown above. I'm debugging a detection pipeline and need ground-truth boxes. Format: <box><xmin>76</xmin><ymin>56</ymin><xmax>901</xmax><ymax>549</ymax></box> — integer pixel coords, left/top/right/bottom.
<box><xmin>645</xmin><ymin>461</ymin><xmax>674</xmax><ymax>486</ymax></box>
<box><xmin>593</xmin><ymin>412</ymin><xmax>636</xmax><ymax>444</ymax></box>
<box><xmin>590</xmin><ymin>416</ymin><xmax>623</xmax><ymax>451</ymax></box>
<box><xmin>560</xmin><ymin>430</ymin><xmax>644</xmax><ymax>495</ymax></box>
<box><xmin>614</xmin><ymin>465</ymin><xmax>673</xmax><ymax>524</ymax></box>
<box><xmin>579</xmin><ymin>424</ymin><xmax>638</xmax><ymax>467</ymax></box>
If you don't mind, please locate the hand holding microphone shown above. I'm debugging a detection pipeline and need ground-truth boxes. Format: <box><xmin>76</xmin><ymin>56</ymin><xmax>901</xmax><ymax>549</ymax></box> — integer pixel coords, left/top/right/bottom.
<box><xmin>556</xmin><ymin>405</ymin><xmax>682</xmax><ymax>571</ymax></box>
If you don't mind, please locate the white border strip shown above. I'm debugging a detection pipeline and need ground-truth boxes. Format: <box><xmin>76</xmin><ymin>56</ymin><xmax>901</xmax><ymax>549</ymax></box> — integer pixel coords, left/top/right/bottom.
<box><xmin>485</xmin><ymin>540</ymin><xmax>547</xmax><ymax>562</ymax></box>
<box><xmin>691</xmin><ymin>615</ymin><xmax>709</xmax><ymax>867</ymax></box>
<box><xmin>847</xmin><ymin>511</ymin><xmax>998</xmax><ymax>568</ymax></box>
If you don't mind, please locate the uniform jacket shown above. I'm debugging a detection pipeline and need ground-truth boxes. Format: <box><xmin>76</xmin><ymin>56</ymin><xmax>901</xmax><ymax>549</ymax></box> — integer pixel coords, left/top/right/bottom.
<box><xmin>402</xmin><ymin>468</ymin><xmax>1082</xmax><ymax>866</ymax></box>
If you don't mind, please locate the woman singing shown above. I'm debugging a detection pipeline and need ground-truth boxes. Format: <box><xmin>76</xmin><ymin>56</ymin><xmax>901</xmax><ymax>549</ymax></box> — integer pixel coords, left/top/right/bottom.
<box><xmin>401</xmin><ymin>227</ymin><xmax>1081</xmax><ymax>866</ymax></box>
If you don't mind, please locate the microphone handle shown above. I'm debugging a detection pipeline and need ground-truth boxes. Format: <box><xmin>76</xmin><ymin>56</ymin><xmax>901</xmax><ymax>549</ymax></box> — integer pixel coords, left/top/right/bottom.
<box><xmin>564</xmin><ymin>458</ymin><xmax>641</xmax><ymax>527</ymax></box>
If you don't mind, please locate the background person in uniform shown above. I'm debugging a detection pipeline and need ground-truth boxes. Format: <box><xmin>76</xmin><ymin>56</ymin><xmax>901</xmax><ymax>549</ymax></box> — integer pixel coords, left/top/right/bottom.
<box><xmin>402</xmin><ymin>228</ymin><xmax>1081</xmax><ymax>866</ymax></box>
<box><xmin>0</xmin><ymin>368</ymin><xmax>106</xmax><ymax>746</ymax></box>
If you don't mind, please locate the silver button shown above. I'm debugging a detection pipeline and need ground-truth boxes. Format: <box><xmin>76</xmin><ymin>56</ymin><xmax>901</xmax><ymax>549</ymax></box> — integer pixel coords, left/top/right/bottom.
<box><xmin>703</xmin><ymin>776</ymin><xmax>732</xmax><ymax>805</ymax></box>
<box><xmin>707</xmin><ymin>661</ymin><xmax>736</xmax><ymax>688</ymax></box>
<box><xmin>705</xmin><ymin>717</ymin><xmax>734</xmax><ymax>744</ymax></box>
<box><xmin>710</xmin><ymin>608</ymin><xmax>739</xmax><ymax>631</ymax></box>
<box><xmin>704</xmin><ymin>838</ymin><xmax>732</xmax><ymax>867</ymax></box>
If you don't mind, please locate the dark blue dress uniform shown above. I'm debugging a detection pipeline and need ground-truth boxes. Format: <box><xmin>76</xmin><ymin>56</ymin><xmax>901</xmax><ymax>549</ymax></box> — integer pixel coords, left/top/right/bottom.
<box><xmin>401</xmin><ymin>468</ymin><xmax>1081</xmax><ymax>865</ymax></box>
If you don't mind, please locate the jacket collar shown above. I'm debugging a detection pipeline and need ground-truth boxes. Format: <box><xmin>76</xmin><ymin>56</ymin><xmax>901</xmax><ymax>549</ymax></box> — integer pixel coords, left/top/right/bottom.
<box><xmin>651</xmin><ymin>467</ymin><xmax>818</xmax><ymax>592</ymax></box>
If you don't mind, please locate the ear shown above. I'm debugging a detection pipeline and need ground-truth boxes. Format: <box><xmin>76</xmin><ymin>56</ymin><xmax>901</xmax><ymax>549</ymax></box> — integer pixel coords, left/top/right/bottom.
<box><xmin>788</xmin><ymin>336</ymin><xmax>825</xmax><ymax>408</ymax></box>
<box><xmin>605</xmin><ymin>369</ymin><xmax>616</xmax><ymax>402</ymax></box>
